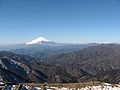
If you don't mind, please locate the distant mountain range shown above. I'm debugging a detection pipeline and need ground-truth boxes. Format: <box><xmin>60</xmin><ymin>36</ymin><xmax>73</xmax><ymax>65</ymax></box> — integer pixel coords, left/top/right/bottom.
<box><xmin>0</xmin><ymin>37</ymin><xmax>99</xmax><ymax>51</ymax></box>
<box><xmin>0</xmin><ymin>43</ymin><xmax>120</xmax><ymax>84</ymax></box>
<box><xmin>0</xmin><ymin>37</ymin><xmax>119</xmax><ymax>83</ymax></box>
<box><xmin>0</xmin><ymin>37</ymin><xmax>99</xmax><ymax>60</ymax></box>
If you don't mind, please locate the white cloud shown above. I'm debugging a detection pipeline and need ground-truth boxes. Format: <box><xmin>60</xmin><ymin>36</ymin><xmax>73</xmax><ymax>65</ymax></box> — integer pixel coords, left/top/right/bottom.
<box><xmin>95</xmin><ymin>41</ymin><xmax>114</xmax><ymax>44</ymax></box>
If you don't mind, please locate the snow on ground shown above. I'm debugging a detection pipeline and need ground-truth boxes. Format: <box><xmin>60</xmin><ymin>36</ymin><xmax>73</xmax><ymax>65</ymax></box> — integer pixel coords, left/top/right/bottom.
<box><xmin>79</xmin><ymin>85</ymin><xmax>120</xmax><ymax>90</ymax></box>
<box><xmin>34</xmin><ymin>84</ymin><xmax>120</xmax><ymax>90</ymax></box>
<box><xmin>33</xmin><ymin>86</ymin><xmax>120</xmax><ymax>90</ymax></box>
<box><xmin>0</xmin><ymin>82</ymin><xmax>4</xmax><ymax>85</ymax></box>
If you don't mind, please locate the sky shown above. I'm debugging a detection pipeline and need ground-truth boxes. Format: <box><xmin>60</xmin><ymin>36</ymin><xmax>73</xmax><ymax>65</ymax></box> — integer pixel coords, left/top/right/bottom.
<box><xmin>0</xmin><ymin>0</ymin><xmax>120</xmax><ymax>44</ymax></box>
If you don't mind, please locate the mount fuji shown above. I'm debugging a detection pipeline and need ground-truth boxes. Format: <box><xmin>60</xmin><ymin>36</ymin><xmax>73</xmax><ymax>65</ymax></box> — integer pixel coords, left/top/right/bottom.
<box><xmin>25</xmin><ymin>37</ymin><xmax>56</xmax><ymax>45</ymax></box>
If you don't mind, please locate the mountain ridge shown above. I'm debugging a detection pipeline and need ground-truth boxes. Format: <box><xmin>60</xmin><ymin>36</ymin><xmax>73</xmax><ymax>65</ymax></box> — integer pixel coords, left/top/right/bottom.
<box><xmin>0</xmin><ymin>44</ymin><xmax>120</xmax><ymax>83</ymax></box>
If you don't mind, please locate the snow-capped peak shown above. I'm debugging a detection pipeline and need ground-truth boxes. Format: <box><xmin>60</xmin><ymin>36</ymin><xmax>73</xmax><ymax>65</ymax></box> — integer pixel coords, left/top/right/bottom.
<box><xmin>26</xmin><ymin>37</ymin><xmax>52</xmax><ymax>45</ymax></box>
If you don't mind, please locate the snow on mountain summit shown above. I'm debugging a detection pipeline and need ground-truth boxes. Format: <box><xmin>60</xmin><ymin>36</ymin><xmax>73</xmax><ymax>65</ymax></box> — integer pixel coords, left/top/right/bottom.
<box><xmin>26</xmin><ymin>37</ymin><xmax>53</xmax><ymax>45</ymax></box>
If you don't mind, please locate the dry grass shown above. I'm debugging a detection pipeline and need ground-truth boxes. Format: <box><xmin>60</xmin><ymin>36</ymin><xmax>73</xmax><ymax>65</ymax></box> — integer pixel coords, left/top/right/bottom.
<box><xmin>21</xmin><ymin>81</ymin><xmax>106</xmax><ymax>89</ymax></box>
<box><xmin>2</xmin><ymin>81</ymin><xmax>120</xmax><ymax>89</ymax></box>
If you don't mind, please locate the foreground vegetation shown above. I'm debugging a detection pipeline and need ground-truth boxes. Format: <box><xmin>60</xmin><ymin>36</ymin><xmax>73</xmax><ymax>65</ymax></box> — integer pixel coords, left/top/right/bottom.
<box><xmin>23</xmin><ymin>81</ymin><xmax>120</xmax><ymax>89</ymax></box>
<box><xmin>1</xmin><ymin>81</ymin><xmax>120</xmax><ymax>90</ymax></box>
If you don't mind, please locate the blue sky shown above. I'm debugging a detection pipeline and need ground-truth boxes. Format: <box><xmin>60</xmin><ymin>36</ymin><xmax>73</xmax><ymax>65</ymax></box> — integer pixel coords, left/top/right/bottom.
<box><xmin>0</xmin><ymin>0</ymin><xmax>120</xmax><ymax>44</ymax></box>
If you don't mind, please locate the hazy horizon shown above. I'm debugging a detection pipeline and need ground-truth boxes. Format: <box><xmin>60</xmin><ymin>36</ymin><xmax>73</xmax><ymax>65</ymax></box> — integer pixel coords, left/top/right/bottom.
<box><xmin>0</xmin><ymin>36</ymin><xmax>117</xmax><ymax>46</ymax></box>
